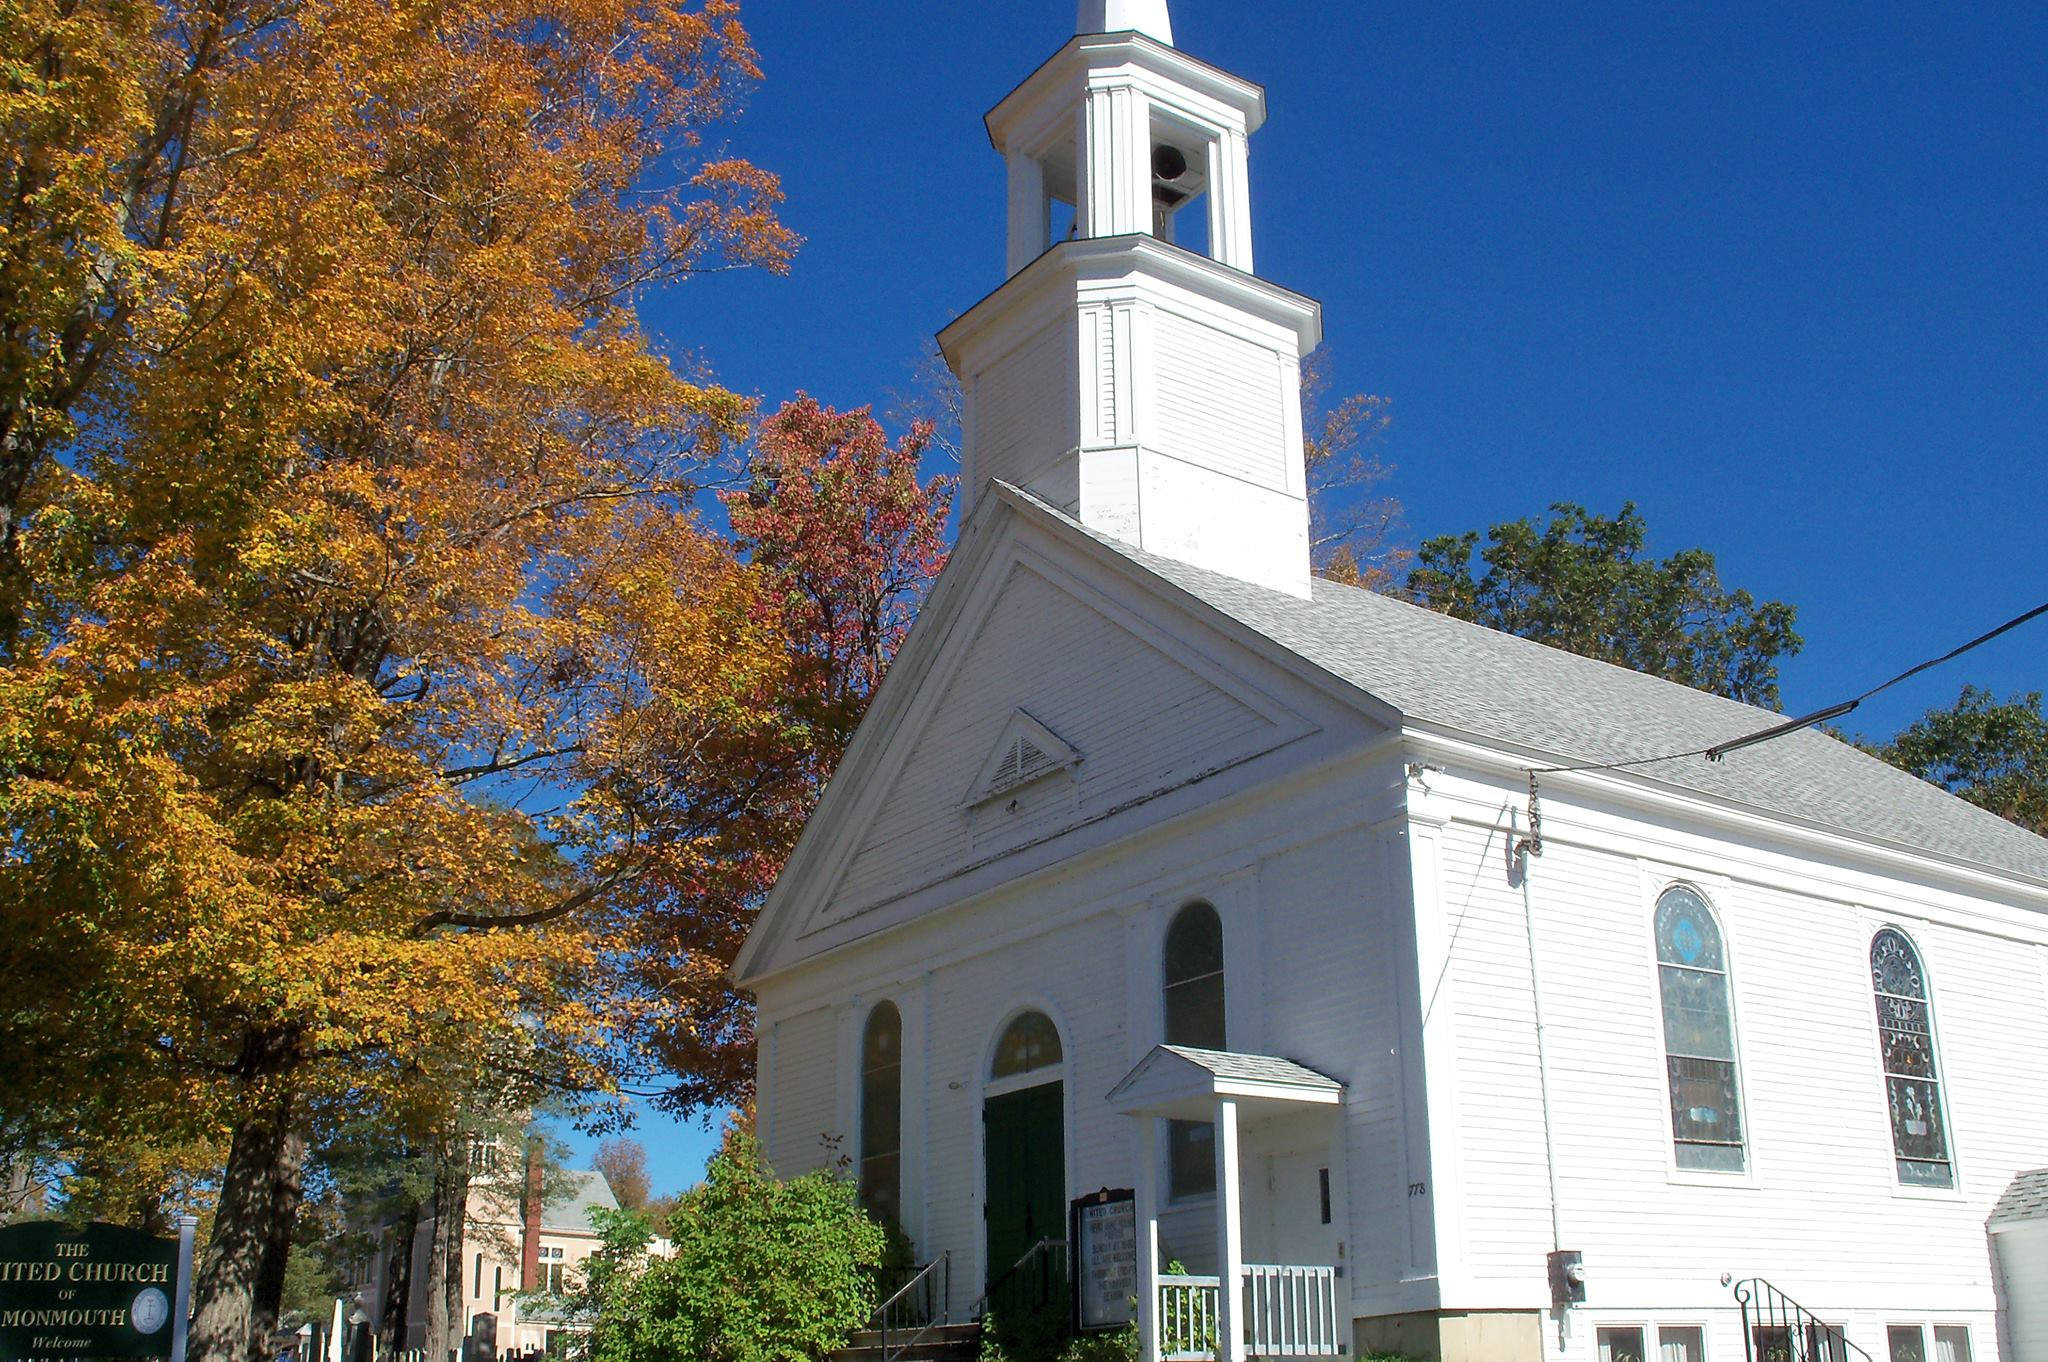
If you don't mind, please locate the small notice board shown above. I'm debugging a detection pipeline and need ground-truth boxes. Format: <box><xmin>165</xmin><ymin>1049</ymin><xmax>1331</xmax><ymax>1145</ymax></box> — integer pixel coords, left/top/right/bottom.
<box><xmin>1068</xmin><ymin>1187</ymin><xmax>1137</xmax><ymax>1333</ymax></box>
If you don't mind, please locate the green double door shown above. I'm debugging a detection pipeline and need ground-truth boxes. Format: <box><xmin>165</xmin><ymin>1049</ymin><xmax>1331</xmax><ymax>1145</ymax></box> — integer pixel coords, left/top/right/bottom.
<box><xmin>983</xmin><ymin>1081</ymin><xmax>1066</xmax><ymax>1289</ymax></box>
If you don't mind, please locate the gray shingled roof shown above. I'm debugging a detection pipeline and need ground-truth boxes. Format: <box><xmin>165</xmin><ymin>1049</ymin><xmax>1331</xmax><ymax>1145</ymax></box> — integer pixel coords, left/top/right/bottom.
<box><xmin>1026</xmin><ymin>494</ymin><xmax>2048</xmax><ymax>886</ymax></box>
<box><xmin>541</xmin><ymin>1169</ymin><xmax>620</xmax><ymax>1236</ymax></box>
<box><xmin>1992</xmin><ymin>1169</ymin><xmax>2048</xmax><ymax>1226</ymax></box>
<box><xmin>1158</xmin><ymin>1046</ymin><xmax>1342</xmax><ymax>1091</ymax></box>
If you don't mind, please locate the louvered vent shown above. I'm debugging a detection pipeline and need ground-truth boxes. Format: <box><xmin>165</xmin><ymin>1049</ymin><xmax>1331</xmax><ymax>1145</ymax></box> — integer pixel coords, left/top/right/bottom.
<box><xmin>969</xmin><ymin>711</ymin><xmax>1081</xmax><ymax>808</ymax></box>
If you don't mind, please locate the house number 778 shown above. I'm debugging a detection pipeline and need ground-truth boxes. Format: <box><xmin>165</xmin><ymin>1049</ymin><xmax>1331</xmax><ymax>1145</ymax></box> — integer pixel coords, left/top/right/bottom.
<box><xmin>1407</xmin><ymin>1182</ymin><xmax>1427</xmax><ymax>1197</ymax></box>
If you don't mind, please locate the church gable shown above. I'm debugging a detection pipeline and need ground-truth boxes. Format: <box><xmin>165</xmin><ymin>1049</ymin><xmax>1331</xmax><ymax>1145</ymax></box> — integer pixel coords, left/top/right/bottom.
<box><xmin>793</xmin><ymin>545</ymin><xmax>1321</xmax><ymax>942</ymax></box>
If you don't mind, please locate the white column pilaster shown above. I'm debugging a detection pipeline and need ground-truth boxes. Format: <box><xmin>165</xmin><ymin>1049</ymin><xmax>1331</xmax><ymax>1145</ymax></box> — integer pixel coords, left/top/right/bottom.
<box><xmin>1214</xmin><ymin>1097</ymin><xmax>1246</xmax><ymax>1362</ymax></box>
<box><xmin>1135</xmin><ymin>1116</ymin><xmax>1162</xmax><ymax>1362</ymax></box>
<box><xmin>1209</xmin><ymin>130</ymin><xmax>1254</xmax><ymax>272</ymax></box>
<box><xmin>1006</xmin><ymin>154</ymin><xmax>1048</xmax><ymax>275</ymax></box>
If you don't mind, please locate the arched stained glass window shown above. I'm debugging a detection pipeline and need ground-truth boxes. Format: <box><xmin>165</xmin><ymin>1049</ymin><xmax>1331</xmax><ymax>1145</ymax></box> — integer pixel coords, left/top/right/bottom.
<box><xmin>992</xmin><ymin>1010</ymin><xmax>1063</xmax><ymax>1079</ymax></box>
<box><xmin>1164</xmin><ymin>903</ymin><xmax>1226</xmax><ymax>1200</ymax></box>
<box><xmin>1871</xmin><ymin>928</ymin><xmax>1953</xmax><ymax>1188</ymax></box>
<box><xmin>1163</xmin><ymin>902</ymin><xmax>1226</xmax><ymax>1051</ymax></box>
<box><xmin>860</xmin><ymin>1002</ymin><xmax>903</xmax><ymax>1225</ymax></box>
<box><xmin>1654</xmin><ymin>886</ymin><xmax>1746</xmax><ymax>1172</ymax></box>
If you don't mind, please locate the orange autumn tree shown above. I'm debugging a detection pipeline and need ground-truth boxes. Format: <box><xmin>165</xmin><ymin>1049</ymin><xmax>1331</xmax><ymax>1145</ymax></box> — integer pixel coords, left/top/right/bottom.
<box><xmin>0</xmin><ymin>1</ymin><xmax>795</xmax><ymax>1358</ymax></box>
<box><xmin>615</xmin><ymin>398</ymin><xmax>954</xmax><ymax>1112</ymax></box>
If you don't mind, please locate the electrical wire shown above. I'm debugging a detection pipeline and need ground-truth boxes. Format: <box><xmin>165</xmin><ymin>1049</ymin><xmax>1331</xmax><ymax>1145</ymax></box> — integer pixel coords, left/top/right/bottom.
<box><xmin>1526</xmin><ymin>595</ymin><xmax>2048</xmax><ymax>779</ymax></box>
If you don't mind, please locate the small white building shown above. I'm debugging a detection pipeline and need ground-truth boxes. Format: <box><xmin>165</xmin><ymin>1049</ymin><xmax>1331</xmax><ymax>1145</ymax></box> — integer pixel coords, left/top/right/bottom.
<box><xmin>735</xmin><ymin>6</ymin><xmax>2048</xmax><ymax>1362</ymax></box>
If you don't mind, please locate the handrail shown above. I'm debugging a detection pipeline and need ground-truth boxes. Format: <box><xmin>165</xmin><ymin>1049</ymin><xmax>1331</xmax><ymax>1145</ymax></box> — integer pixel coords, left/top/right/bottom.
<box><xmin>875</xmin><ymin>1252</ymin><xmax>950</xmax><ymax>1362</ymax></box>
<box><xmin>972</xmin><ymin>1237</ymin><xmax>1068</xmax><ymax>1323</ymax></box>
<box><xmin>1734</xmin><ymin>1278</ymin><xmax>1876</xmax><ymax>1362</ymax></box>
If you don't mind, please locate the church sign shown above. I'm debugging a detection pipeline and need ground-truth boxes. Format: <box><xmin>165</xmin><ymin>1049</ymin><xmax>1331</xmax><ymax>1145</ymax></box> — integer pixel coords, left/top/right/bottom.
<box><xmin>1069</xmin><ymin>1188</ymin><xmax>1137</xmax><ymax>1333</ymax></box>
<box><xmin>0</xmin><ymin>1221</ymin><xmax>192</xmax><ymax>1361</ymax></box>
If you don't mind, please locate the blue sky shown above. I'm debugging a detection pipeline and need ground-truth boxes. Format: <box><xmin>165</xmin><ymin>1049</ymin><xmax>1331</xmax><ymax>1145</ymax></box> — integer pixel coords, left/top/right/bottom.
<box><xmin>566</xmin><ymin>0</ymin><xmax>2048</xmax><ymax>1197</ymax></box>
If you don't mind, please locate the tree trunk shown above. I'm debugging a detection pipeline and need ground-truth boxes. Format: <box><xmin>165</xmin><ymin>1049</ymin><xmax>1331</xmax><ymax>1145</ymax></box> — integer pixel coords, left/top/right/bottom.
<box><xmin>189</xmin><ymin>1045</ymin><xmax>308</xmax><ymax>1362</ymax></box>
<box><xmin>251</xmin><ymin>1118</ymin><xmax>308</xmax><ymax>1353</ymax></box>
<box><xmin>421</xmin><ymin>1140</ymin><xmax>471</xmax><ymax>1362</ymax></box>
<box><xmin>379</xmin><ymin>1198</ymin><xmax>423</xmax><ymax>1356</ymax></box>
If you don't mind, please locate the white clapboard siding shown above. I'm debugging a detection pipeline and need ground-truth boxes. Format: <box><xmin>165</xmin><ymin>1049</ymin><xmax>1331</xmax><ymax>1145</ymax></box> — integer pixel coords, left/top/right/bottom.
<box><xmin>1433</xmin><ymin>794</ymin><xmax>2048</xmax><ymax>1326</ymax></box>
<box><xmin>765</xmin><ymin>1005</ymin><xmax>841</xmax><ymax>1179</ymax></box>
<box><xmin>825</xmin><ymin>560</ymin><xmax>1286</xmax><ymax>921</ymax></box>
<box><xmin>1149</xmin><ymin>310</ymin><xmax>1290</xmax><ymax>492</ymax></box>
<box><xmin>970</xmin><ymin>320</ymin><xmax>1075</xmax><ymax>493</ymax></box>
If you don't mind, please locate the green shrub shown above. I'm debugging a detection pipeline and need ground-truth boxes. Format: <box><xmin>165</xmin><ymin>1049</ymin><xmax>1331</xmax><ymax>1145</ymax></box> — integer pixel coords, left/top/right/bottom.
<box><xmin>588</xmin><ymin>1130</ymin><xmax>888</xmax><ymax>1362</ymax></box>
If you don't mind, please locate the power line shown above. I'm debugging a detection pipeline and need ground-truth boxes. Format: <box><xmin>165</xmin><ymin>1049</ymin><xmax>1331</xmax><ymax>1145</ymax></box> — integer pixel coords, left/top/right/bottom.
<box><xmin>1528</xmin><ymin>596</ymin><xmax>2048</xmax><ymax>779</ymax></box>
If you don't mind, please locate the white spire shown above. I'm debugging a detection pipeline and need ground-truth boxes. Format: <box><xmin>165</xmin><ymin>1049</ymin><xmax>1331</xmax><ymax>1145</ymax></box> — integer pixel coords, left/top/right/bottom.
<box><xmin>1077</xmin><ymin>0</ymin><xmax>1173</xmax><ymax>45</ymax></box>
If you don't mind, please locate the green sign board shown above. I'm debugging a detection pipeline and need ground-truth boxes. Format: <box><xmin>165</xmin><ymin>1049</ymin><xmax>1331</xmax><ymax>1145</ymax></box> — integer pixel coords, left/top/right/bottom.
<box><xmin>0</xmin><ymin>1222</ymin><xmax>181</xmax><ymax>1360</ymax></box>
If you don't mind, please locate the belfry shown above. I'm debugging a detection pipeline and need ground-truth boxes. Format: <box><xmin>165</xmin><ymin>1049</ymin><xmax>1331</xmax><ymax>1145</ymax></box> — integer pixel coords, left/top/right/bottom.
<box><xmin>939</xmin><ymin>0</ymin><xmax>1322</xmax><ymax>596</ymax></box>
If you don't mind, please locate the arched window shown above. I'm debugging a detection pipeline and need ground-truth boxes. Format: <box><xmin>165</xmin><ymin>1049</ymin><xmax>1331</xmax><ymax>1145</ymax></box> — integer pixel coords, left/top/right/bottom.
<box><xmin>1870</xmin><ymin>928</ymin><xmax>1953</xmax><ymax>1187</ymax></box>
<box><xmin>992</xmin><ymin>1010</ymin><xmax>1063</xmax><ymax>1079</ymax></box>
<box><xmin>1163</xmin><ymin>902</ymin><xmax>1226</xmax><ymax>1050</ymax></box>
<box><xmin>1164</xmin><ymin>903</ymin><xmax>1226</xmax><ymax>1199</ymax></box>
<box><xmin>1654</xmin><ymin>886</ymin><xmax>1746</xmax><ymax>1172</ymax></box>
<box><xmin>860</xmin><ymin>1002</ymin><xmax>903</xmax><ymax>1225</ymax></box>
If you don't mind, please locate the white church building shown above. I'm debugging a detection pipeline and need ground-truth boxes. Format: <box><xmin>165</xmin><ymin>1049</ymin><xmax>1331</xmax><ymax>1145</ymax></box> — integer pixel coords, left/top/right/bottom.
<box><xmin>733</xmin><ymin>5</ymin><xmax>2048</xmax><ymax>1361</ymax></box>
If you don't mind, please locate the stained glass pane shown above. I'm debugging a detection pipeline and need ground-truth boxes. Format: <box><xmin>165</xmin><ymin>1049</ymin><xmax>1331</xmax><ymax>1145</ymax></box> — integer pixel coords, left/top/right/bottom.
<box><xmin>1886</xmin><ymin>1076</ymin><xmax>1946</xmax><ymax>1161</ymax></box>
<box><xmin>1655</xmin><ymin>888</ymin><xmax>1725</xmax><ymax>971</ymax></box>
<box><xmin>992</xmin><ymin>1010</ymin><xmax>1063</xmax><ymax>1078</ymax></box>
<box><xmin>860</xmin><ymin>1152</ymin><xmax>901</xmax><ymax>1228</ymax></box>
<box><xmin>1667</xmin><ymin>1055</ymin><xmax>1743</xmax><ymax>1146</ymax></box>
<box><xmin>1868</xmin><ymin>928</ymin><xmax>1951</xmax><ymax>1180</ymax></box>
<box><xmin>863</xmin><ymin>1002</ymin><xmax>902</xmax><ymax>1070</ymax></box>
<box><xmin>1165</xmin><ymin>972</ymin><xmax>1226</xmax><ymax>1050</ymax></box>
<box><xmin>861</xmin><ymin>1065</ymin><xmax>901</xmax><ymax>1152</ymax></box>
<box><xmin>1164</xmin><ymin>903</ymin><xmax>1224</xmax><ymax>985</ymax></box>
<box><xmin>1660</xmin><ymin>966</ymin><xmax>1736</xmax><ymax>1059</ymax></box>
<box><xmin>1871</xmin><ymin>929</ymin><xmax>1926</xmax><ymax>999</ymax></box>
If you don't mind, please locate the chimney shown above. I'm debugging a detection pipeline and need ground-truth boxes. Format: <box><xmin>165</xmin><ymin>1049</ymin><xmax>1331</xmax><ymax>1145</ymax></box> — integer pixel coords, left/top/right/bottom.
<box><xmin>519</xmin><ymin>1140</ymin><xmax>542</xmax><ymax>1290</ymax></box>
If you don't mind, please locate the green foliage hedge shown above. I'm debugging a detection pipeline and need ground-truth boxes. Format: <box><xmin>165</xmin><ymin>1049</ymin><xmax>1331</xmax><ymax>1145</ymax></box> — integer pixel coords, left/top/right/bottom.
<box><xmin>587</xmin><ymin>1130</ymin><xmax>888</xmax><ymax>1362</ymax></box>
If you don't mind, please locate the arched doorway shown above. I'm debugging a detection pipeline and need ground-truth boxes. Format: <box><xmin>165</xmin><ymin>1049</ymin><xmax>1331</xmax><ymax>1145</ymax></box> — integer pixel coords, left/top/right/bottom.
<box><xmin>983</xmin><ymin>1009</ymin><xmax>1066</xmax><ymax>1292</ymax></box>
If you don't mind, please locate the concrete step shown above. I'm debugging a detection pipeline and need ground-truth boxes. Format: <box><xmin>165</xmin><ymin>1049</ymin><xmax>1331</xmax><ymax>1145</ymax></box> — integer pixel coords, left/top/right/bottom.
<box><xmin>833</xmin><ymin>1322</ymin><xmax>982</xmax><ymax>1362</ymax></box>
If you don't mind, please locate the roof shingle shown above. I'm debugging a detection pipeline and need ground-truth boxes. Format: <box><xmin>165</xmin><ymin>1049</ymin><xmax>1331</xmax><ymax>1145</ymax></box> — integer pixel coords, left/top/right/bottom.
<box><xmin>1033</xmin><ymin>498</ymin><xmax>2048</xmax><ymax>886</ymax></box>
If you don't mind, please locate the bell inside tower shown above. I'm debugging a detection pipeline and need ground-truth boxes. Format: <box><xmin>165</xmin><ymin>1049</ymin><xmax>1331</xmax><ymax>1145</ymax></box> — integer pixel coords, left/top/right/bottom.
<box><xmin>1148</xmin><ymin>116</ymin><xmax>1212</xmax><ymax>255</ymax></box>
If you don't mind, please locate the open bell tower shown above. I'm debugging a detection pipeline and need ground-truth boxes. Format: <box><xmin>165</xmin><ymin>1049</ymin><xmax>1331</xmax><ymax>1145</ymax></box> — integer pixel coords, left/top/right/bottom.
<box><xmin>939</xmin><ymin>0</ymin><xmax>1322</xmax><ymax>597</ymax></box>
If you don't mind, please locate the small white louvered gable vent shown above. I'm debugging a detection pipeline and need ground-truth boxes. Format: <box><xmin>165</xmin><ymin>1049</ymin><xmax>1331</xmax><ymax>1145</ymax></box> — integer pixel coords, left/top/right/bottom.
<box><xmin>968</xmin><ymin>710</ymin><xmax>1081</xmax><ymax>808</ymax></box>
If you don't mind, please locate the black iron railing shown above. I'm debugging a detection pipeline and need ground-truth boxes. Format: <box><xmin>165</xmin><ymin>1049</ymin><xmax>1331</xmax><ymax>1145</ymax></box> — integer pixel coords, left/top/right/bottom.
<box><xmin>973</xmin><ymin>1238</ymin><xmax>1069</xmax><ymax>1327</ymax></box>
<box><xmin>874</xmin><ymin>1253</ymin><xmax>951</xmax><ymax>1362</ymax></box>
<box><xmin>1734</xmin><ymin>1279</ymin><xmax>1874</xmax><ymax>1362</ymax></box>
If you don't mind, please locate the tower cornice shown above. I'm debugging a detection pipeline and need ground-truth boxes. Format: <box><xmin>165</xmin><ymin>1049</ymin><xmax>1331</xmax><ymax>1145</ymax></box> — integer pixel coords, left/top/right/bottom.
<box><xmin>938</xmin><ymin>234</ymin><xmax>1320</xmax><ymax>372</ymax></box>
<box><xmin>985</xmin><ymin>32</ymin><xmax>1266</xmax><ymax>157</ymax></box>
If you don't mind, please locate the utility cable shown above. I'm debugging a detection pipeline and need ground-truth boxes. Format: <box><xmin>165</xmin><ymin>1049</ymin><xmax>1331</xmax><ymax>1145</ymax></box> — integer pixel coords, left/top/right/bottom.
<box><xmin>1509</xmin><ymin>595</ymin><xmax>2048</xmax><ymax>859</ymax></box>
<box><xmin>1526</xmin><ymin>596</ymin><xmax>2048</xmax><ymax>778</ymax></box>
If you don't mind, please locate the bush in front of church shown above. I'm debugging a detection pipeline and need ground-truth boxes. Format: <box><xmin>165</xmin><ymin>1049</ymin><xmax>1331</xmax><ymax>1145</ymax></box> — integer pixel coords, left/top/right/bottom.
<box><xmin>588</xmin><ymin>1128</ymin><xmax>888</xmax><ymax>1362</ymax></box>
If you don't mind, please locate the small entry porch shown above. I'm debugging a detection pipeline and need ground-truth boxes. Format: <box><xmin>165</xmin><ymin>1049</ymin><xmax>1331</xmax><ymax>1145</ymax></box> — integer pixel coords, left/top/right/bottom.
<box><xmin>1109</xmin><ymin>1046</ymin><xmax>1349</xmax><ymax>1362</ymax></box>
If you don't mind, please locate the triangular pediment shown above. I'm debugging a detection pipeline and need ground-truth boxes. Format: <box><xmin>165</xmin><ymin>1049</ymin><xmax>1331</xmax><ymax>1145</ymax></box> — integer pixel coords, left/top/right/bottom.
<box><xmin>793</xmin><ymin>551</ymin><xmax>1311</xmax><ymax>937</ymax></box>
<box><xmin>733</xmin><ymin>487</ymin><xmax>1398</xmax><ymax>987</ymax></box>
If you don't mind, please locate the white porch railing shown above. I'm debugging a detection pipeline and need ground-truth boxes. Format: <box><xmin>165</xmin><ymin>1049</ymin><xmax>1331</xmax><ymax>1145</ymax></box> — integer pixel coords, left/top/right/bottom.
<box><xmin>1159</xmin><ymin>1274</ymin><xmax>1220</xmax><ymax>1362</ymax></box>
<box><xmin>1159</xmin><ymin>1265</ymin><xmax>1341</xmax><ymax>1360</ymax></box>
<box><xmin>1242</xmin><ymin>1264</ymin><xmax>1341</xmax><ymax>1357</ymax></box>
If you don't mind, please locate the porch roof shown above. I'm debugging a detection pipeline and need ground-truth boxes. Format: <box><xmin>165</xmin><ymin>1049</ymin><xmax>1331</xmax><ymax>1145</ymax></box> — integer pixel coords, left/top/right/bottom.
<box><xmin>1992</xmin><ymin>1168</ymin><xmax>2048</xmax><ymax>1228</ymax></box>
<box><xmin>1106</xmin><ymin>1045</ymin><xmax>1342</xmax><ymax>1119</ymax></box>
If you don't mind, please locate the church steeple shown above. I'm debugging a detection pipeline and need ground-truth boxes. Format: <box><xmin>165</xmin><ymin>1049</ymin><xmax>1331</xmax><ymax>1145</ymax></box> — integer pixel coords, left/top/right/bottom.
<box><xmin>1076</xmin><ymin>0</ymin><xmax>1174</xmax><ymax>45</ymax></box>
<box><xmin>939</xmin><ymin>4</ymin><xmax>1322</xmax><ymax>597</ymax></box>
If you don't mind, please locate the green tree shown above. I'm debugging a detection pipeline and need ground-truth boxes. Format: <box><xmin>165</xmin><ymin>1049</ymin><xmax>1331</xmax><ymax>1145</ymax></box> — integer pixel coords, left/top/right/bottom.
<box><xmin>1401</xmin><ymin>502</ymin><xmax>1801</xmax><ymax>708</ymax></box>
<box><xmin>1876</xmin><ymin>688</ymin><xmax>2048</xmax><ymax>837</ymax></box>
<box><xmin>589</xmin><ymin>1130</ymin><xmax>885</xmax><ymax>1362</ymax></box>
